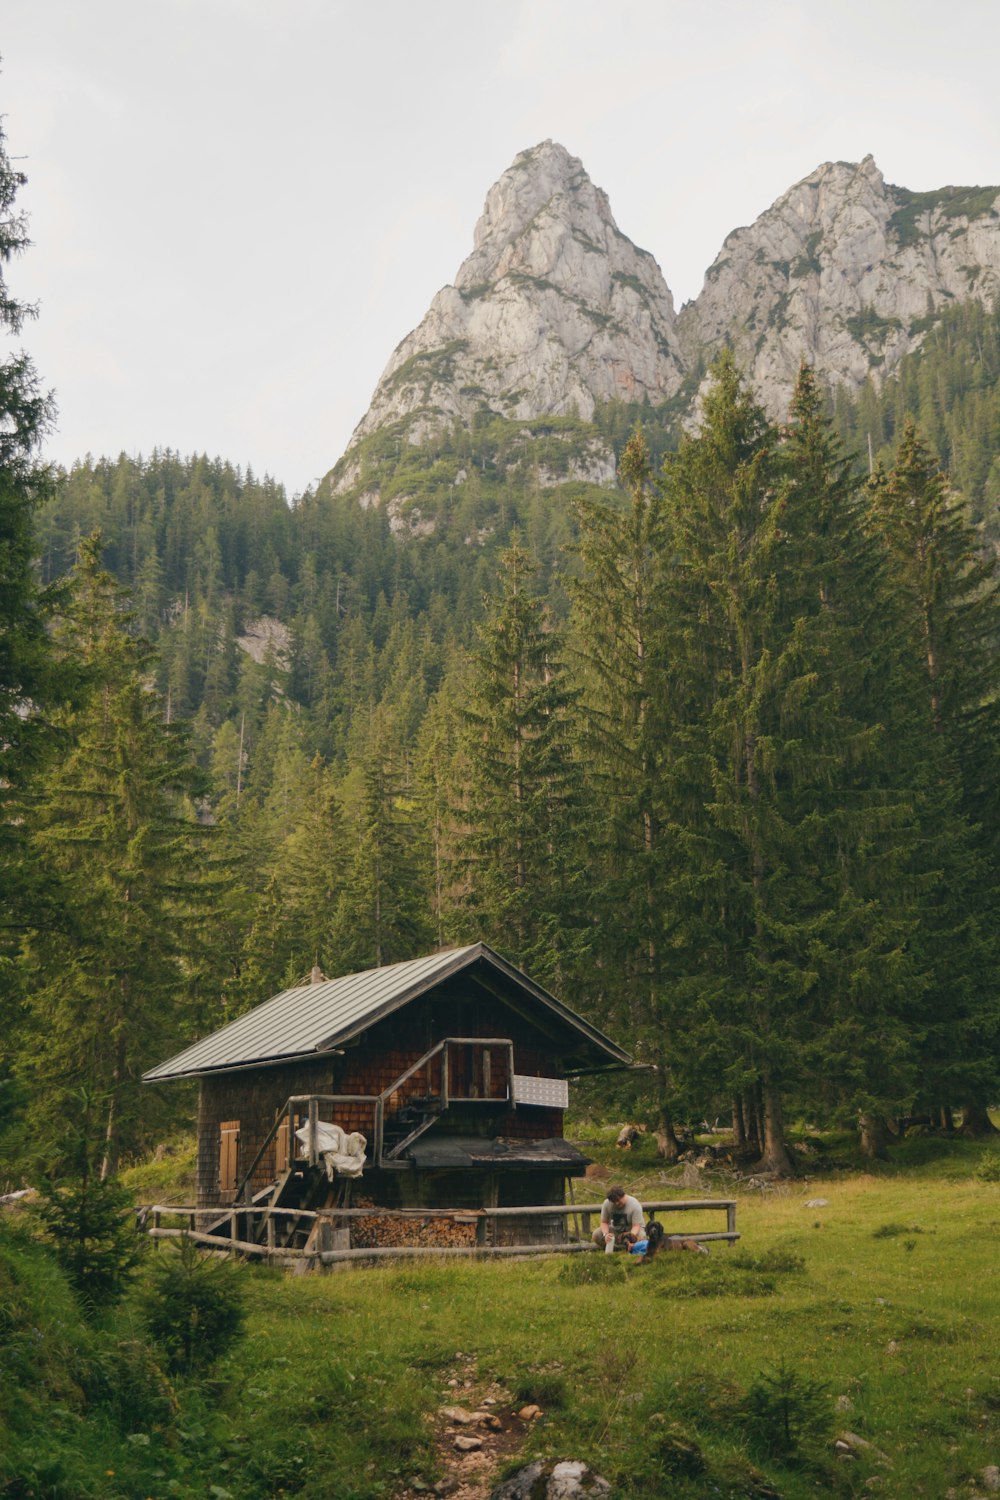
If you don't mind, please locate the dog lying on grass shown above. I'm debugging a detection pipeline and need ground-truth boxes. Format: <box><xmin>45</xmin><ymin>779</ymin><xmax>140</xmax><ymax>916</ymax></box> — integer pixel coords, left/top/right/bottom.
<box><xmin>639</xmin><ymin>1220</ymin><xmax>710</xmax><ymax>1258</ymax></box>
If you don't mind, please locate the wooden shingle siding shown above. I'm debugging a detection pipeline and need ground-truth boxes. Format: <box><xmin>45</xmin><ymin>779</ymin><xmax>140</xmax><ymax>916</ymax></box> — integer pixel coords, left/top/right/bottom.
<box><xmin>193</xmin><ymin>981</ymin><xmax>583</xmax><ymax>1208</ymax></box>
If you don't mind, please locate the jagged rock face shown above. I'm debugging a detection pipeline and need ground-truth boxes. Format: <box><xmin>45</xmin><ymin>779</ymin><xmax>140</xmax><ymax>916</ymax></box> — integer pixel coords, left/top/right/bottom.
<box><xmin>332</xmin><ymin>141</ymin><xmax>682</xmax><ymax>492</ymax></box>
<box><xmin>678</xmin><ymin>155</ymin><xmax>1000</xmax><ymax>418</ymax></box>
<box><xmin>325</xmin><ymin>144</ymin><xmax>1000</xmax><ymax>522</ymax></box>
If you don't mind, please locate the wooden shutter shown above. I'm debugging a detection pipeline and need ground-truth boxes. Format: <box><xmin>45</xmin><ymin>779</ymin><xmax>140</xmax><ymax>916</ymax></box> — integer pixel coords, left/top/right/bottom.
<box><xmin>275</xmin><ymin>1115</ymin><xmax>290</xmax><ymax>1173</ymax></box>
<box><xmin>274</xmin><ymin>1113</ymin><xmax>301</xmax><ymax>1173</ymax></box>
<box><xmin>219</xmin><ymin>1120</ymin><xmax>240</xmax><ymax>1202</ymax></box>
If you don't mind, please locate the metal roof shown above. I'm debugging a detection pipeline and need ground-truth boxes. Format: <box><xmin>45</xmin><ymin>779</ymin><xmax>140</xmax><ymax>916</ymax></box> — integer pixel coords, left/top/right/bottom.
<box><xmin>144</xmin><ymin>942</ymin><xmax>631</xmax><ymax>1082</ymax></box>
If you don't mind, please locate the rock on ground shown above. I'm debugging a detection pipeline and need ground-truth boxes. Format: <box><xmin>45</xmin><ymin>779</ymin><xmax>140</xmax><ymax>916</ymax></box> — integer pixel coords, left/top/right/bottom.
<box><xmin>490</xmin><ymin>1460</ymin><xmax>611</xmax><ymax>1499</ymax></box>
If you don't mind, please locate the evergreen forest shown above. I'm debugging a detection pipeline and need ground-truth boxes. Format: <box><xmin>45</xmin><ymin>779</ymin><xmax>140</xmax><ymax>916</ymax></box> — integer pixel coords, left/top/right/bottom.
<box><xmin>4</xmin><ymin>129</ymin><xmax>1000</xmax><ymax>1199</ymax></box>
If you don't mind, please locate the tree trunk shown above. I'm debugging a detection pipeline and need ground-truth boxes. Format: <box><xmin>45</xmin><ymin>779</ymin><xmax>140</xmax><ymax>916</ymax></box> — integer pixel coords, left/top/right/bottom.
<box><xmin>756</xmin><ymin>1078</ymin><xmax>795</xmax><ymax>1176</ymax></box>
<box><xmin>959</xmin><ymin>1102</ymin><xmax>999</xmax><ymax>1138</ymax></box>
<box><xmin>858</xmin><ymin>1112</ymin><xmax>890</xmax><ymax>1160</ymax></box>
<box><xmin>939</xmin><ymin>1104</ymin><xmax>955</xmax><ymax>1132</ymax></box>
<box><xmin>731</xmin><ymin>1095</ymin><xmax>746</xmax><ymax>1150</ymax></box>
<box><xmin>748</xmin><ymin>1083</ymin><xmax>764</xmax><ymax>1152</ymax></box>
<box><xmin>655</xmin><ymin>1102</ymin><xmax>682</xmax><ymax>1162</ymax></box>
<box><xmin>100</xmin><ymin>1090</ymin><xmax>118</xmax><ymax>1181</ymax></box>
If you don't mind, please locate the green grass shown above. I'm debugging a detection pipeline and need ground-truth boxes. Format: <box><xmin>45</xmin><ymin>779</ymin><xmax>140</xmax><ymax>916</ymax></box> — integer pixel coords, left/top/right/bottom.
<box><xmin>4</xmin><ymin>1134</ymin><xmax>1000</xmax><ymax>1497</ymax></box>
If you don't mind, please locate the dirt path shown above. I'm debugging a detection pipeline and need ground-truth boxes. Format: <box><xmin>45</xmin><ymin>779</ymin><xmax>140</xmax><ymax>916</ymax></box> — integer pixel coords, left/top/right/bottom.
<box><xmin>396</xmin><ymin>1350</ymin><xmax>541</xmax><ymax>1500</ymax></box>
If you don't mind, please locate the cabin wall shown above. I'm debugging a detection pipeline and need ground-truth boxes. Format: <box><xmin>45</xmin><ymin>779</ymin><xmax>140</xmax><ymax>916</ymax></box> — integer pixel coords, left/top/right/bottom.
<box><xmin>331</xmin><ymin>988</ymin><xmax>566</xmax><ymax>1139</ymax></box>
<box><xmin>195</xmin><ymin>977</ymin><xmax>576</xmax><ymax>1206</ymax></box>
<box><xmin>196</xmin><ymin>1058</ymin><xmax>334</xmax><ymax>1207</ymax></box>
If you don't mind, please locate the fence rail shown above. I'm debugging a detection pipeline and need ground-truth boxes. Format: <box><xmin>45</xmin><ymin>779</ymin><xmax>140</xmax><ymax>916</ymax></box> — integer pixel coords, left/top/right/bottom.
<box><xmin>145</xmin><ymin>1197</ymin><xmax>738</xmax><ymax>1264</ymax></box>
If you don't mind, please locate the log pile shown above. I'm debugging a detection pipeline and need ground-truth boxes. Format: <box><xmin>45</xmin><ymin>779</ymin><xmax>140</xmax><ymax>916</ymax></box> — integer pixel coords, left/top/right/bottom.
<box><xmin>349</xmin><ymin>1196</ymin><xmax>479</xmax><ymax>1250</ymax></box>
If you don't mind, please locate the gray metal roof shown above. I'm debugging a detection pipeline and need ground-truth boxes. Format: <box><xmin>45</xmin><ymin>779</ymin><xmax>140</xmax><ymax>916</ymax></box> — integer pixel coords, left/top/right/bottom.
<box><xmin>144</xmin><ymin>942</ymin><xmax>631</xmax><ymax>1081</ymax></box>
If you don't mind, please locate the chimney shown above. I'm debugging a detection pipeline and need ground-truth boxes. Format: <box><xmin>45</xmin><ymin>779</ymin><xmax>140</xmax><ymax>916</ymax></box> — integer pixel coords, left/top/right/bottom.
<box><xmin>310</xmin><ymin>965</ymin><xmax>326</xmax><ymax>985</ymax></box>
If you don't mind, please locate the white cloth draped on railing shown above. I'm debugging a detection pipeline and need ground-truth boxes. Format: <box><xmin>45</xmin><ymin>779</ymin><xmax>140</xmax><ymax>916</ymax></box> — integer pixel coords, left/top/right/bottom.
<box><xmin>294</xmin><ymin>1121</ymin><xmax>367</xmax><ymax>1180</ymax></box>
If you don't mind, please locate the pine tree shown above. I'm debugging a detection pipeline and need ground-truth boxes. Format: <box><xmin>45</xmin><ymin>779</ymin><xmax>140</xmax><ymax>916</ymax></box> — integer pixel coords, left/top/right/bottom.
<box><xmin>329</xmin><ymin>729</ymin><xmax>431</xmax><ymax>973</ymax></box>
<box><xmin>460</xmin><ymin>539</ymin><xmax>587</xmax><ymax>990</ymax></box>
<box><xmin>0</xmin><ymin>112</ymin><xmax>59</xmax><ymax>1039</ymax></box>
<box><xmin>569</xmin><ymin>430</ymin><xmax>693</xmax><ymax>1156</ymax></box>
<box><xmin>15</xmin><ymin>536</ymin><xmax>215</xmax><ymax>1174</ymax></box>
<box><xmin>869</xmin><ymin>423</ymin><xmax>1000</xmax><ymax>1135</ymax></box>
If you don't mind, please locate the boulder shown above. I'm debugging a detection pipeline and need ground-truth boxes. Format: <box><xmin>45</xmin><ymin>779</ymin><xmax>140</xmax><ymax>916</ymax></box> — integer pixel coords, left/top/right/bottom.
<box><xmin>491</xmin><ymin>1460</ymin><xmax>611</xmax><ymax>1498</ymax></box>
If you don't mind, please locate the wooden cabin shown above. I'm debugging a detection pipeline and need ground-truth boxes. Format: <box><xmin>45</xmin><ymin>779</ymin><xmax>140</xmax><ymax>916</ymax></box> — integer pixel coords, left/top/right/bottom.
<box><xmin>144</xmin><ymin>943</ymin><xmax>632</xmax><ymax>1252</ymax></box>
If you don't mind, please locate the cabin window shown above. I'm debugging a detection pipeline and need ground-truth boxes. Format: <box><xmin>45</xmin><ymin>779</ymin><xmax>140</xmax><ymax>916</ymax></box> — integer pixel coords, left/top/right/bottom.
<box><xmin>219</xmin><ymin>1119</ymin><xmax>240</xmax><ymax>1201</ymax></box>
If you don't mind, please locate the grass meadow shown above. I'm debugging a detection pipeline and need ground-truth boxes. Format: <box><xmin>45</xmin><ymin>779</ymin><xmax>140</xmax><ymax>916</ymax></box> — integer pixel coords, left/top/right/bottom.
<box><xmin>3</xmin><ymin>1126</ymin><xmax>999</xmax><ymax>1499</ymax></box>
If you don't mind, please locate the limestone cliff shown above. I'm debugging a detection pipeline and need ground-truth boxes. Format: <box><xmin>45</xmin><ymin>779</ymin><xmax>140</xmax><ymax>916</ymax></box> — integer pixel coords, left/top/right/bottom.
<box><xmin>678</xmin><ymin>156</ymin><xmax>1000</xmax><ymax>417</ymax></box>
<box><xmin>323</xmin><ymin>145</ymin><xmax>1000</xmax><ymax>525</ymax></box>
<box><xmin>329</xmin><ymin>141</ymin><xmax>682</xmax><ymax>497</ymax></box>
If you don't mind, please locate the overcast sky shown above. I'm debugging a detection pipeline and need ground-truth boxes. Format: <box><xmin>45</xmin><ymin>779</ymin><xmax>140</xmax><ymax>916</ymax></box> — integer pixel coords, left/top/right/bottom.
<box><xmin>4</xmin><ymin>0</ymin><xmax>1000</xmax><ymax>497</ymax></box>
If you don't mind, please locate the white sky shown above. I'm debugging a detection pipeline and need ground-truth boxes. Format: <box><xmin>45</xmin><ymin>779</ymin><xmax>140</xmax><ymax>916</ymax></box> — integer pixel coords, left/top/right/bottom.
<box><xmin>4</xmin><ymin>0</ymin><xmax>1000</xmax><ymax>497</ymax></box>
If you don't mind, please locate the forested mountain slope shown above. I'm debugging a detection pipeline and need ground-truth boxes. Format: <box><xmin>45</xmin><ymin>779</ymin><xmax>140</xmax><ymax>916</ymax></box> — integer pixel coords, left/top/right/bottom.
<box><xmin>14</xmin><ymin>138</ymin><xmax>1000</xmax><ymax>1177</ymax></box>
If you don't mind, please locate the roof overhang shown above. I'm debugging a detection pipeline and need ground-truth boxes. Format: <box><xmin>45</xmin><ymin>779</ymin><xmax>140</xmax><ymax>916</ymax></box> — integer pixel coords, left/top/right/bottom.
<box><xmin>406</xmin><ymin>1135</ymin><xmax>591</xmax><ymax>1171</ymax></box>
<box><xmin>144</xmin><ymin>942</ymin><xmax>631</xmax><ymax>1083</ymax></box>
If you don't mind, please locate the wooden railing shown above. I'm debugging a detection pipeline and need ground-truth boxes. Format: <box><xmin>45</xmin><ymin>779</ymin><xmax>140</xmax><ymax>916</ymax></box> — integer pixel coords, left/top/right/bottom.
<box><xmin>146</xmin><ymin>1197</ymin><xmax>738</xmax><ymax>1264</ymax></box>
<box><xmin>233</xmin><ymin>1037</ymin><xmax>516</xmax><ymax>1203</ymax></box>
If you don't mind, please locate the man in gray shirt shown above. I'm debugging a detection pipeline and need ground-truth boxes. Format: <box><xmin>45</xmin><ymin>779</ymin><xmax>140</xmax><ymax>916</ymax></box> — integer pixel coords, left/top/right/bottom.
<box><xmin>592</xmin><ymin>1184</ymin><xmax>644</xmax><ymax>1252</ymax></box>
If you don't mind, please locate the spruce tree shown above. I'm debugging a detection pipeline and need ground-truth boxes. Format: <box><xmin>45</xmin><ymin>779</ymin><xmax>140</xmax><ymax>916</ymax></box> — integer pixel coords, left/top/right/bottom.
<box><xmin>15</xmin><ymin>536</ymin><xmax>214</xmax><ymax>1174</ymax></box>
<box><xmin>229</xmin><ymin>755</ymin><xmax>346</xmax><ymax>1008</ymax></box>
<box><xmin>0</xmin><ymin>111</ymin><xmax>59</xmax><ymax>1128</ymax></box>
<box><xmin>777</xmin><ymin>369</ymin><xmax>924</xmax><ymax>1156</ymax></box>
<box><xmin>569</xmin><ymin>431</ymin><xmax>692</xmax><ymax>1156</ymax></box>
<box><xmin>657</xmin><ymin>357</ymin><xmax>922</xmax><ymax>1169</ymax></box>
<box><xmin>329</xmin><ymin>730</ymin><xmax>431</xmax><ymax>973</ymax></box>
<box><xmin>869</xmin><ymin>423</ymin><xmax>1000</xmax><ymax>1134</ymax></box>
<box><xmin>460</xmin><ymin>539</ymin><xmax>587</xmax><ymax>990</ymax></box>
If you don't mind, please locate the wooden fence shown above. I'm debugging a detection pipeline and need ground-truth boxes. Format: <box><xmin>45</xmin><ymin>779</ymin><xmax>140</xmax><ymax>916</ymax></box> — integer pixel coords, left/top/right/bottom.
<box><xmin>145</xmin><ymin>1197</ymin><xmax>738</xmax><ymax>1266</ymax></box>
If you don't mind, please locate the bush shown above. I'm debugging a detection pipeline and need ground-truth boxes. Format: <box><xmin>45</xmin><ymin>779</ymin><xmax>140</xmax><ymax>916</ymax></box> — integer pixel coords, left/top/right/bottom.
<box><xmin>511</xmin><ymin>1371</ymin><xmax>569</xmax><ymax>1408</ymax></box>
<box><xmin>557</xmin><ymin>1253</ymin><xmax>627</xmax><ymax>1285</ymax></box>
<box><xmin>137</xmin><ymin>1233</ymin><xmax>246</xmax><ymax>1373</ymax></box>
<box><xmin>739</xmin><ymin>1360</ymin><xmax>831</xmax><ymax>1459</ymax></box>
<box><xmin>30</xmin><ymin>1169</ymin><xmax>142</xmax><ymax>1311</ymax></box>
<box><xmin>648</xmin><ymin>1255</ymin><xmax>780</xmax><ymax>1299</ymax></box>
<box><xmin>728</xmin><ymin>1247</ymin><xmax>806</xmax><ymax>1274</ymax></box>
<box><xmin>975</xmin><ymin>1152</ymin><xmax>1000</xmax><ymax>1182</ymax></box>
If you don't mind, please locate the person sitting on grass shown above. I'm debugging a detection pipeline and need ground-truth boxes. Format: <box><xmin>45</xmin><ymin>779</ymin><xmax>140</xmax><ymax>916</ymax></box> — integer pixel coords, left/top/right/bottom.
<box><xmin>592</xmin><ymin>1184</ymin><xmax>644</xmax><ymax>1252</ymax></box>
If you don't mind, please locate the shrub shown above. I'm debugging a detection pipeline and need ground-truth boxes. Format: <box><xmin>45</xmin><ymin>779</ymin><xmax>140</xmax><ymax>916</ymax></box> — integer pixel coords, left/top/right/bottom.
<box><xmin>136</xmin><ymin>1233</ymin><xmax>246</xmax><ymax>1373</ymax></box>
<box><xmin>648</xmin><ymin>1256</ymin><xmax>779</xmax><ymax>1299</ymax></box>
<box><xmin>557</xmin><ymin>1254</ymin><xmax>627</xmax><ymax>1285</ymax></box>
<box><xmin>84</xmin><ymin>1336</ymin><xmax>178</xmax><ymax>1430</ymax></box>
<box><xmin>652</xmin><ymin>1423</ymin><xmax>706</xmax><ymax>1476</ymax></box>
<box><xmin>728</xmin><ymin>1247</ymin><xmax>806</xmax><ymax>1274</ymax></box>
<box><xmin>30</xmin><ymin>1169</ymin><xmax>142</xmax><ymax>1311</ymax></box>
<box><xmin>511</xmin><ymin>1371</ymin><xmax>569</xmax><ymax>1408</ymax></box>
<box><xmin>740</xmin><ymin>1360</ymin><xmax>831</xmax><ymax>1459</ymax></box>
<box><xmin>975</xmin><ymin>1152</ymin><xmax>1000</xmax><ymax>1182</ymax></box>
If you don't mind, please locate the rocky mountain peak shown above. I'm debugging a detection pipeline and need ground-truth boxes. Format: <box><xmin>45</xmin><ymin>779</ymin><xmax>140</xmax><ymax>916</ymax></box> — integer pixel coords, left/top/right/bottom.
<box><xmin>679</xmin><ymin>156</ymin><xmax>1000</xmax><ymax>416</ymax></box>
<box><xmin>459</xmin><ymin>140</ymin><xmax>616</xmax><ymax>289</ymax></box>
<box><xmin>325</xmin><ymin>146</ymin><xmax>1000</xmax><ymax>530</ymax></box>
<box><xmin>331</xmin><ymin>141</ymin><xmax>683</xmax><ymax>492</ymax></box>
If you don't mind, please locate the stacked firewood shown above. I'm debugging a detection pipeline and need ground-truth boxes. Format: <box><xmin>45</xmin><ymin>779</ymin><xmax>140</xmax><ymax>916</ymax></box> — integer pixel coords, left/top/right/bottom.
<box><xmin>349</xmin><ymin>1196</ymin><xmax>478</xmax><ymax>1250</ymax></box>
